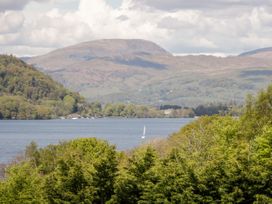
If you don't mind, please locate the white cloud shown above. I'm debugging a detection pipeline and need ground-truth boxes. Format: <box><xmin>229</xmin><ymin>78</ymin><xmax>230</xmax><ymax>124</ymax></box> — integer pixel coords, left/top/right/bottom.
<box><xmin>1</xmin><ymin>0</ymin><xmax>272</xmax><ymax>56</ymax></box>
<box><xmin>132</xmin><ymin>0</ymin><xmax>272</xmax><ymax>11</ymax></box>
<box><xmin>0</xmin><ymin>0</ymin><xmax>49</xmax><ymax>11</ymax></box>
<box><xmin>0</xmin><ymin>45</ymin><xmax>52</xmax><ymax>56</ymax></box>
<box><xmin>0</xmin><ymin>11</ymin><xmax>24</xmax><ymax>34</ymax></box>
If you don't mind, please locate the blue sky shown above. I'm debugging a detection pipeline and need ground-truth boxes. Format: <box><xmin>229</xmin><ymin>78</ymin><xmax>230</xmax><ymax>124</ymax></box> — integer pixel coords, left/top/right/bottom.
<box><xmin>106</xmin><ymin>0</ymin><xmax>122</xmax><ymax>8</ymax></box>
<box><xmin>0</xmin><ymin>0</ymin><xmax>272</xmax><ymax>56</ymax></box>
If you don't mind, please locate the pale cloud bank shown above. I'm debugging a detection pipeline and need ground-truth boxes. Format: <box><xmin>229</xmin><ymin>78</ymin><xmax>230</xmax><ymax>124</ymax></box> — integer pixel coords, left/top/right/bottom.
<box><xmin>132</xmin><ymin>0</ymin><xmax>272</xmax><ymax>11</ymax></box>
<box><xmin>1</xmin><ymin>0</ymin><xmax>272</xmax><ymax>56</ymax></box>
<box><xmin>0</xmin><ymin>0</ymin><xmax>49</xmax><ymax>11</ymax></box>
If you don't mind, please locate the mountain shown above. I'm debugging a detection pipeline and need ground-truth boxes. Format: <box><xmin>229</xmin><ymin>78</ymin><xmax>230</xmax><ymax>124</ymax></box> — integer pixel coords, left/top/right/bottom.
<box><xmin>0</xmin><ymin>55</ymin><xmax>83</xmax><ymax>119</ymax></box>
<box><xmin>25</xmin><ymin>39</ymin><xmax>272</xmax><ymax>106</ymax></box>
<box><xmin>239</xmin><ymin>47</ymin><xmax>272</xmax><ymax>57</ymax></box>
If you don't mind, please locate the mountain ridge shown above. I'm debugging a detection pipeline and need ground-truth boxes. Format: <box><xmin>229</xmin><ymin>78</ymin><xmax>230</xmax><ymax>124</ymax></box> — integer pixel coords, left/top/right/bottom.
<box><xmin>239</xmin><ymin>47</ymin><xmax>272</xmax><ymax>57</ymax></box>
<box><xmin>25</xmin><ymin>39</ymin><xmax>272</xmax><ymax>106</ymax></box>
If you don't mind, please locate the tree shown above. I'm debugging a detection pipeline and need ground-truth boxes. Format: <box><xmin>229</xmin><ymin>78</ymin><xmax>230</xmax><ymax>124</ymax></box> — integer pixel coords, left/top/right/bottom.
<box><xmin>111</xmin><ymin>147</ymin><xmax>159</xmax><ymax>204</ymax></box>
<box><xmin>0</xmin><ymin>163</ymin><xmax>45</xmax><ymax>203</ymax></box>
<box><xmin>43</xmin><ymin>138</ymin><xmax>118</xmax><ymax>203</ymax></box>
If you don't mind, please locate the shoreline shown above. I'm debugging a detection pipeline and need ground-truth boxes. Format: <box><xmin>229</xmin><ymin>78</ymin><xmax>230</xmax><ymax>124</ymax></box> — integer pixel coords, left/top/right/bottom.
<box><xmin>0</xmin><ymin>116</ymin><xmax>196</xmax><ymax>121</ymax></box>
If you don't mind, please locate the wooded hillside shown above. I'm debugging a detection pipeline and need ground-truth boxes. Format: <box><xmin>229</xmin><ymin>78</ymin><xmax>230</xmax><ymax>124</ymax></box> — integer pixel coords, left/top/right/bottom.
<box><xmin>0</xmin><ymin>55</ymin><xmax>84</xmax><ymax>119</ymax></box>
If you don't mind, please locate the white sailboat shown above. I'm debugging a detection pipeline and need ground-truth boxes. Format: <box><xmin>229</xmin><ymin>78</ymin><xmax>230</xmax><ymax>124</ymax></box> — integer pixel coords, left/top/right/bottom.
<box><xmin>141</xmin><ymin>125</ymin><xmax>146</xmax><ymax>139</ymax></box>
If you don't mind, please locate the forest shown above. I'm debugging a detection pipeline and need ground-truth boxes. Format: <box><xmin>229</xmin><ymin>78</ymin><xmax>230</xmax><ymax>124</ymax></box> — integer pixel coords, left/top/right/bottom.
<box><xmin>0</xmin><ymin>83</ymin><xmax>271</xmax><ymax>203</ymax></box>
<box><xmin>0</xmin><ymin>55</ymin><xmax>84</xmax><ymax>119</ymax></box>
<box><xmin>80</xmin><ymin>103</ymin><xmax>231</xmax><ymax>118</ymax></box>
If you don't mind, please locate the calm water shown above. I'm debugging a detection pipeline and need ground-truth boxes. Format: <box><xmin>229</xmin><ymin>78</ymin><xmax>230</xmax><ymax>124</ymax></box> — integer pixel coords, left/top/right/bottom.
<box><xmin>0</xmin><ymin>118</ymin><xmax>193</xmax><ymax>163</ymax></box>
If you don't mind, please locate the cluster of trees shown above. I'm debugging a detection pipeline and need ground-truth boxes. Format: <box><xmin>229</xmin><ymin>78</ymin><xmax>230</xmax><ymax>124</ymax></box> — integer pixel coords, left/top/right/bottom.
<box><xmin>0</xmin><ymin>85</ymin><xmax>271</xmax><ymax>203</ymax></box>
<box><xmin>0</xmin><ymin>55</ymin><xmax>84</xmax><ymax>119</ymax></box>
<box><xmin>80</xmin><ymin>102</ymin><xmax>164</xmax><ymax>118</ymax></box>
<box><xmin>79</xmin><ymin>103</ymin><xmax>242</xmax><ymax>119</ymax></box>
<box><xmin>160</xmin><ymin>103</ymin><xmax>240</xmax><ymax>118</ymax></box>
<box><xmin>193</xmin><ymin>103</ymin><xmax>229</xmax><ymax>116</ymax></box>
<box><xmin>81</xmin><ymin>103</ymin><xmax>232</xmax><ymax>119</ymax></box>
<box><xmin>80</xmin><ymin>102</ymin><xmax>199</xmax><ymax>118</ymax></box>
<box><xmin>160</xmin><ymin>105</ymin><xmax>182</xmax><ymax>110</ymax></box>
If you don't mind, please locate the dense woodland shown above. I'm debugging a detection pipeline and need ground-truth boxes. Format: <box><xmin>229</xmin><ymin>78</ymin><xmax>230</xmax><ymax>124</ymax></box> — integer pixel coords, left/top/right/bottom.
<box><xmin>83</xmin><ymin>102</ymin><xmax>238</xmax><ymax>118</ymax></box>
<box><xmin>0</xmin><ymin>55</ymin><xmax>84</xmax><ymax>119</ymax></box>
<box><xmin>75</xmin><ymin>101</ymin><xmax>234</xmax><ymax>118</ymax></box>
<box><xmin>80</xmin><ymin>102</ymin><xmax>165</xmax><ymax>118</ymax></box>
<box><xmin>0</xmin><ymin>84</ymin><xmax>271</xmax><ymax>203</ymax></box>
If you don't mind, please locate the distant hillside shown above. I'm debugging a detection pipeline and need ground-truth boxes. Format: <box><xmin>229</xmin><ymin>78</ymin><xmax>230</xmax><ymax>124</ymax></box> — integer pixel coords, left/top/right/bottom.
<box><xmin>239</xmin><ymin>47</ymin><xmax>272</xmax><ymax>56</ymax></box>
<box><xmin>0</xmin><ymin>55</ymin><xmax>84</xmax><ymax>119</ymax></box>
<box><xmin>26</xmin><ymin>39</ymin><xmax>272</xmax><ymax>106</ymax></box>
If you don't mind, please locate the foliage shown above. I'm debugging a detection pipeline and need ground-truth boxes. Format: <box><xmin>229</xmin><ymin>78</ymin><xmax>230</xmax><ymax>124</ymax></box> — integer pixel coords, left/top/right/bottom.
<box><xmin>81</xmin><ymin>102</ymin><xmax>197</xmax><ymax>118</ymax></box>
<box><xmin>103</xmin><ymin>103</ymin><xmax>164</xmax><ymax>118</ymax></box>
<box><xmin>0</xmin><ymin>163</ymin><xmax>45</xmax><ymax>203</ymax></box>
<box><xmin>194</xmin><ymin>103</ymin><xmax>229</xmax><ymax>116</ymax></box>
<box><xmin>160</xmin><ymin>105</ymin><xmax>182</xmax><ymax>110</ymax></box>
<box><xmin>110</xmin><ymin>147</ymin><xmax>159</xmax><ymax>204</ymax></box>
<box><xmin>0</xmin><ymin>138</ymin><xmax>118</xmax><ymax>204</ymax></box>
<box><xmin>0</xmin><ymin>55</ymin><xmax>84</xmax><ymax>119</ymax></box>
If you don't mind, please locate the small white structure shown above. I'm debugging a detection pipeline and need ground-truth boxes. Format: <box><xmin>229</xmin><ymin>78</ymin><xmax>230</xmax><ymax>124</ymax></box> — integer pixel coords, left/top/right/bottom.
<box><xmin>141</xmin><ymin>126</ymin><xmax>146</xmax><ymax>139</ymax></box>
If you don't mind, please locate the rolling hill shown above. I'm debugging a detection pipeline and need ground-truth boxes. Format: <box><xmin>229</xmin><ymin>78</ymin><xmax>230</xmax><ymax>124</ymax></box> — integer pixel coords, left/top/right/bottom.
<box><xmin>25</xmin><ymin>39</ymin><xmax>272</xmax><ymax>106</ymax></box>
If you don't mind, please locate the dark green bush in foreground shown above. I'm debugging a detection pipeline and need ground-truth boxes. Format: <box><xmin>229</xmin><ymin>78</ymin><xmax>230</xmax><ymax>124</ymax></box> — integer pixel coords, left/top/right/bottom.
<box><xmin>0</xmin><ymin>85</ymin><xmax>272</xmax><ymax>203</ymax></box>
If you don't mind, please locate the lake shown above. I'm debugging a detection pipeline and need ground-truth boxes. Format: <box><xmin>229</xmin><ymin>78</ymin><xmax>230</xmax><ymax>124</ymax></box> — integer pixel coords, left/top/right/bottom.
<box><xmin>0</xmin><ymin>118</ymin><xmax>194</xmax><ymax>163</ymax></box>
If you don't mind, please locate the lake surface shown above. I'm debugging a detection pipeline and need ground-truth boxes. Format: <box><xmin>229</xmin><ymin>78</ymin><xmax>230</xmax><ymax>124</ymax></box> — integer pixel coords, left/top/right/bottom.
<box><xmin>0</xmin><ymin>118</ymin><xmax>194</xmax><ymax>163</ymax></box>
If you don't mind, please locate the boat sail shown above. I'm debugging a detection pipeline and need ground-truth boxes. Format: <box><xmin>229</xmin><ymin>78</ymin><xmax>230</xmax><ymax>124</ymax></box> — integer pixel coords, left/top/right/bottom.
<box><xmin>141</xmin><ymin>126</ymin><xmax>146</xmax><ymax>139</ymax></box>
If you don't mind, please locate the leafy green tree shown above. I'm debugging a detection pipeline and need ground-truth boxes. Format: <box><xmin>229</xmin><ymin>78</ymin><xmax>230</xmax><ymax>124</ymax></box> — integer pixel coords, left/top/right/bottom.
<box><xmin>42</xmin><ymin>138</ymin><xmax>118</xmax><ymax>203</ymax></box>
<box><xmin>63</xmin><ymin>95</ymin><xmax>77</xmax><ymax>113</ymax></box>
<box><xmin>240</xmin><ymin>85</ymin><xmax>272</xmax><ymax>139</ymax></box>
<box><xmin>0</xmin><ymin>163</ymin><xmax>45</xmax><ymax>204</ymax></box>
<box><xmin>43</xmin><ymin>155</ymin><xmax>96</xmax><ymax>204</ymax></box>
<box><xmin>111</xmin><ymin>147</ymin><xmax>159</xmax><ymax>204</ymax></box>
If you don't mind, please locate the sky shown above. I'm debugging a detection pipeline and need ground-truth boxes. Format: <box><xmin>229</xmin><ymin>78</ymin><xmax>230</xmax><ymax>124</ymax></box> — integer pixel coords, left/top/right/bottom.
<box><xmin>1</xmin><ymin>0</ymin><xmax>272</xmax><ymax>56</ymax></box>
